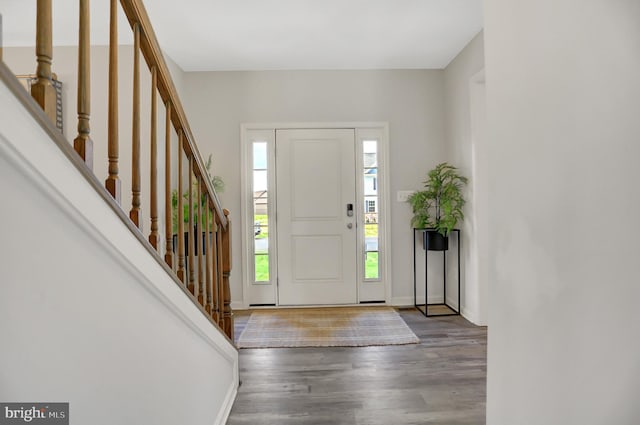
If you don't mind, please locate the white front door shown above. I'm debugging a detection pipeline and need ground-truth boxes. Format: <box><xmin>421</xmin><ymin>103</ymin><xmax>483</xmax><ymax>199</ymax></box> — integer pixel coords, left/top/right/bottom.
<box><xmin>276</xmin><ymin>129</ymin><xmax>357</xmax><ymax>305</ymax></box>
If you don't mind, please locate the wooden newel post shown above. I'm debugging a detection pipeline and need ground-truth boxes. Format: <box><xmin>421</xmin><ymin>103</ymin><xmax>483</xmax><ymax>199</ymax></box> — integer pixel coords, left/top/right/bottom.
<box><xmin>211</xmin><ymin>217</ymin><xmax>220</xmax><ymax>324</ymax></box>
<box><xmin>202</xmin><ymin>198</ymin><xmax>211</xmax><ymax>311</ymax></box>
<box><xmin>73</xmin><ymin>0</ymin><xmax>93</xmax><ymax>169</ymax></box>
<box><xmin>215</xmin><ymin>220</ymin><xmax>223</xmax><ymax>326</ymax></box>
<box><xmin>222</xmin><ymin>209</ymin><xmax>234</xmax><ymax>341</ymax></box>
<box><xmin>32</xmin><ymin>0</ymin><xmax>57</xmax><ymax>125</ymax></box>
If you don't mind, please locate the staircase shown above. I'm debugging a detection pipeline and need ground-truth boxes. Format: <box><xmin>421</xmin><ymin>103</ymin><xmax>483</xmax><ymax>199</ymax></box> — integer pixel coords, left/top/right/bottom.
<box><xmin>0</xmin><ymin>1</ymin><xmax>237</xmax><ymax>424</ymax></box>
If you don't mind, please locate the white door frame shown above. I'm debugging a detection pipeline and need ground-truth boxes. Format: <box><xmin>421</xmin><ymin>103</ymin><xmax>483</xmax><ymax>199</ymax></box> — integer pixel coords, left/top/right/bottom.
<box><xmin>240</xmin><ymin>122</ymin><xmax>391</xmax><ymax>309</ymax></box>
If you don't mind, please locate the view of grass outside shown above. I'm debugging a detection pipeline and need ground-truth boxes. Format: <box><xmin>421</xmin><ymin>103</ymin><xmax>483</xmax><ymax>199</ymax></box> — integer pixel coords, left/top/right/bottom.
<box><xmin>254</xmin><ymin>215</ymin><xmax>379</xmax><ymax>281</ymax></box>
<box><xmin>254</xmin><ymin>214</ymin><xmax>269</xmax><ymax>281</ymax></box>
<box><xmin>366</xmin><ymin>252</ymin><xmax>379</xmax><ymax>279</ymax></box>
<box><xmin>255</xmin><ymin>254</ymin><xmax>269</xmax><ymax>281</ymax></box>
<box><xmin>365</xmin><ymin>221</ymin><xmax>379</xmax><ymax>279</ymax></box>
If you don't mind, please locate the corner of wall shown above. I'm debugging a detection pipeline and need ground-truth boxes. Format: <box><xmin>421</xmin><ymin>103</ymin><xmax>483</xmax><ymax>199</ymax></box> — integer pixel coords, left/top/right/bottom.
<box><xmin>442</xmin><ymin>30</ymin><xmax>487</xmax><ymax>329</ymax></box>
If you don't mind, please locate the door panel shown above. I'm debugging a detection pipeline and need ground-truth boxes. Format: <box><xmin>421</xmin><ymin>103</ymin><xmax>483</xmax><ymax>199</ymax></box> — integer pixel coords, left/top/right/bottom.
<box><xmin>276</xmin><ymin>129</ymin><xmax>357</xmax><ymax>305</ymax></box>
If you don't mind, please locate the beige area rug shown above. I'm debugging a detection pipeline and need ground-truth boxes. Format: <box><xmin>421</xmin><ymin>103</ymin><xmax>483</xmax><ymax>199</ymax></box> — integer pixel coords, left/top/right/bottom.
<box><xmin>236</xmin><ymin>307</ymin><xmax>420</xmax><ymax>349</ymax></box>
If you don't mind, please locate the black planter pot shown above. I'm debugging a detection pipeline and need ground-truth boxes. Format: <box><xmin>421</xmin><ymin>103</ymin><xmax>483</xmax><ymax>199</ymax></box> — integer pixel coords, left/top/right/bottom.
<box><xmin>423</xmin><ymin>230</ymin><xmax>449</xmax><ymax>251</ymax></box>
<box><xmin>172</xmin><ymin>229</ymin><xmax>213</xmax><ymax>256</ymax></box>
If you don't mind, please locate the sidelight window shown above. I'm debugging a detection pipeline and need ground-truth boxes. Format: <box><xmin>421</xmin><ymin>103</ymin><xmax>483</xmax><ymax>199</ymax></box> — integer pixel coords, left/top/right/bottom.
<box><xmin>363</xmin><ymin>140</ymin><xmax>379</xmax><ymax>280</ymax></box>
<box><xmin>253</xmin><ymin>142</ymin><xmax>269</xmax><ymax>282</ymax></box>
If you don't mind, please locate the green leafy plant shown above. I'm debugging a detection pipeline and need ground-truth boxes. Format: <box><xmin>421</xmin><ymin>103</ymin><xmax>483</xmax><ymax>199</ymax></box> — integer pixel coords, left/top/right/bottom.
<box><xmin>172</xmin><ymin>154</ymin><xmax>224</xmax><ymax>233</ymax></box>
<box><xmin>407</xmin><ymin>162</ymin><xmax>468</xmax><ymax>236</ymax></box>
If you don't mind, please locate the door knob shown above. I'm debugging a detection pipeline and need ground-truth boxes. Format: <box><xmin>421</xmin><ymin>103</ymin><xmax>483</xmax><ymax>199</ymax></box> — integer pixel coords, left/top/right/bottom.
<box><xmin>347</xmin><ymin>223</ymin><xmax>353</xmax><ymax>229</ymax></box>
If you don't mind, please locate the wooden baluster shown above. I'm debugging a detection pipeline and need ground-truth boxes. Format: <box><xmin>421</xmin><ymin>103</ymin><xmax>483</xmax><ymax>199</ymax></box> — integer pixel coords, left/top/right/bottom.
<box><xmin>164</xmin><ymin>102</ymin><xmax>173</xmax><ymax>268</ymax></box>
<box><xmin>222</xmin><ymin>209</ymin><xmax>234</xmax><ymax>340</ymax></box>
<box><xmin>201</xmin><ymin>197</ymin><xmax>211</xmax><ymax>311</ymax></box>
<box><xmin>216</xmin><ymin>218</ymin><xmax>224</xmax><ymax>327</ymax></box>
<box><xmin>105</xmin><ymin>0</ymin><xmax>120</xmax><ymax>202</ymax></box>
<box><xmin>148</xmin><ymin>67</ymin><xmax>159</xmax><ymax>250</ymax></box>
<box><xmin>73</xmin><ymin>0</ymin><xmax>93</xmax><ymax>169</ymax></box>
<box><xmin>31</xmin><ymin>0</ymin><xmax>57</xmax><ymax>124</ymax></box>
<box><xmin>129</xmin><ymin>23</ymin><xmax>141</xmax><ymax>228</ymax></box>
<box><xmin>176</xmin><ymin>130</ymin><xmax>186</xmax><ymax>284</ymax></box>
<box><xmin>197</xmin><ymin>175</ymin><xmax>204</xmax><ymax>302</ymax></box>
<box><xmin>187</xmin><ymin>157</ymin><xmax>195</xmax><ymax>295</ymax></box>
<box><xmin>210</xmin><ymin>213</ymin><xmax>219</xmax><ymax>324</ymax></box>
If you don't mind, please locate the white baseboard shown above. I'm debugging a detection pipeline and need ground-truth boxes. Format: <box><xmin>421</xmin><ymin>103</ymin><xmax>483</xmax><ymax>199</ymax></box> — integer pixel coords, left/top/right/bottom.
<box><xmin>460</xmin><ymin>306</ymin><xmax>487</xmax><ymax>326</ymax></box>
<box><xmin>391</xmin><ymin>296</ymin><xmax>451</xmax><ymax>307</ymax></box>
<box><xmin>431</xmin><ymin>296</ymin><xmax>445</xmax><ymax>304</ymax></box>
<box><xmin>214</xmin><ymin>373</ymin><xmax>239</xmax><ymax>425</ymax></box>
<box><xmin>390</xmin><ymin>297</ymin><xmax>414</xmax><ymax>307</ymax></box>
<box><xmin>387</xmin><ymin>296</ymin><xmax>486</xmax><ymax>327</ymax></box>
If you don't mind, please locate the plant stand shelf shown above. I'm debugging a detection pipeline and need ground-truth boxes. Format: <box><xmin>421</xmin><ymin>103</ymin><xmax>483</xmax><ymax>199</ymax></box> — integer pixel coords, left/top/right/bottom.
<box><xmin>413</xmin><ymin>228</ymin><xmax>461</xmax><ymax>317</ymax></box>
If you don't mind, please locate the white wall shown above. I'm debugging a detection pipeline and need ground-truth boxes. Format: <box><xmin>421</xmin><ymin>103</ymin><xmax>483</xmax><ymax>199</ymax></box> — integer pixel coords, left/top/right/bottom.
<box><xmin>165</xmin><ymin>52</ymin><xmax>186</xmax><ymax>97</ymax></box>
<box><xmin>181</xmin><ymin>70</ymin><xmax>447</xmax><ymax>307</ymax></box>
<box><xmin>443</xmin><ymin>32</ymin><xmax>486</xmax><ymax>324</ymax></box>
<box><xmin>0</xmin><ymin>74</ymin><xmax>237</xmax><ymax>425</ymax></box>
<box><xmin>485</xmin><ymin>0</ymin><xmax>640</xmax><ymax>423</ymax></box>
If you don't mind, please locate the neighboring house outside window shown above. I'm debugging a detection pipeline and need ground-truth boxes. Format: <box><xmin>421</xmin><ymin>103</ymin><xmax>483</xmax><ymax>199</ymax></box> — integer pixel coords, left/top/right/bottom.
<box><xmin>366</xmin><ymin>199</ymin><xmax>377</xmax><ymax>213</ymax></box>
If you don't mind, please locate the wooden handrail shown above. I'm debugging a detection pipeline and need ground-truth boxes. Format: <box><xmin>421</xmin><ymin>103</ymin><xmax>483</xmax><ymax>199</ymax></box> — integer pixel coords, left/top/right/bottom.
<box><xmin>118</xmin><ymin>0</ymin><xmax>227</xmax><ymax>229</ymax></box>
<box><xmin>8</xmin><ymin>0</ymin><xmax>234</xmax><ymax>340</ymax></box>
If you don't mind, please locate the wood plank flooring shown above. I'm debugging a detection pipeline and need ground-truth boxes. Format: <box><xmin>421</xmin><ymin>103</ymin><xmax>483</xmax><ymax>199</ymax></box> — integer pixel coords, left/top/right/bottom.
<box><xmin>227</xmin><ymin>308</ymin><xmax>487</xmax><ymax>425</ymax></box>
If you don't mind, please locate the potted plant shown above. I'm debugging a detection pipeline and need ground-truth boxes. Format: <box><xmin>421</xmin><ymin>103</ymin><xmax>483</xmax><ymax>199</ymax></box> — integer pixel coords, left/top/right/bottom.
<box><xmin>407</xmin><ymin>162</ymin><xmax>468</xmax><ymax>251</ymax></box>
<box><xmin>172</xmin><ymin>154</ymin><xmax>224</xmax><ymax>255</ymax></box>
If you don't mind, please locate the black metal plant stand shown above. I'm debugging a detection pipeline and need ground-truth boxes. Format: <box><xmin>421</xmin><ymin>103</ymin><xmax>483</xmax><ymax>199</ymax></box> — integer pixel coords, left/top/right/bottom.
<box><xmin>413</xmin><ymin>228</ymin><xmax>461</xmax><ymax>317</ymax></box>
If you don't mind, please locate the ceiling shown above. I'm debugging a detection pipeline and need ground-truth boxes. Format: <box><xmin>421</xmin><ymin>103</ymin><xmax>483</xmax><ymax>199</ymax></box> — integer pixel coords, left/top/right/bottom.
<box><xmin>1</xmin><ymin>0</ymin><xmax>483</xmax><ymax>71</ymax></box>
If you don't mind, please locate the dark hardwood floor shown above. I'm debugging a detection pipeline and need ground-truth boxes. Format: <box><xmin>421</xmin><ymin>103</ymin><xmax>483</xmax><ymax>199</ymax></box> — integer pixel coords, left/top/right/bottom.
<box><xmin>227</xmin><ymin>308</ymin><xmax>487</xmax><ymax>425</ymax></box>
